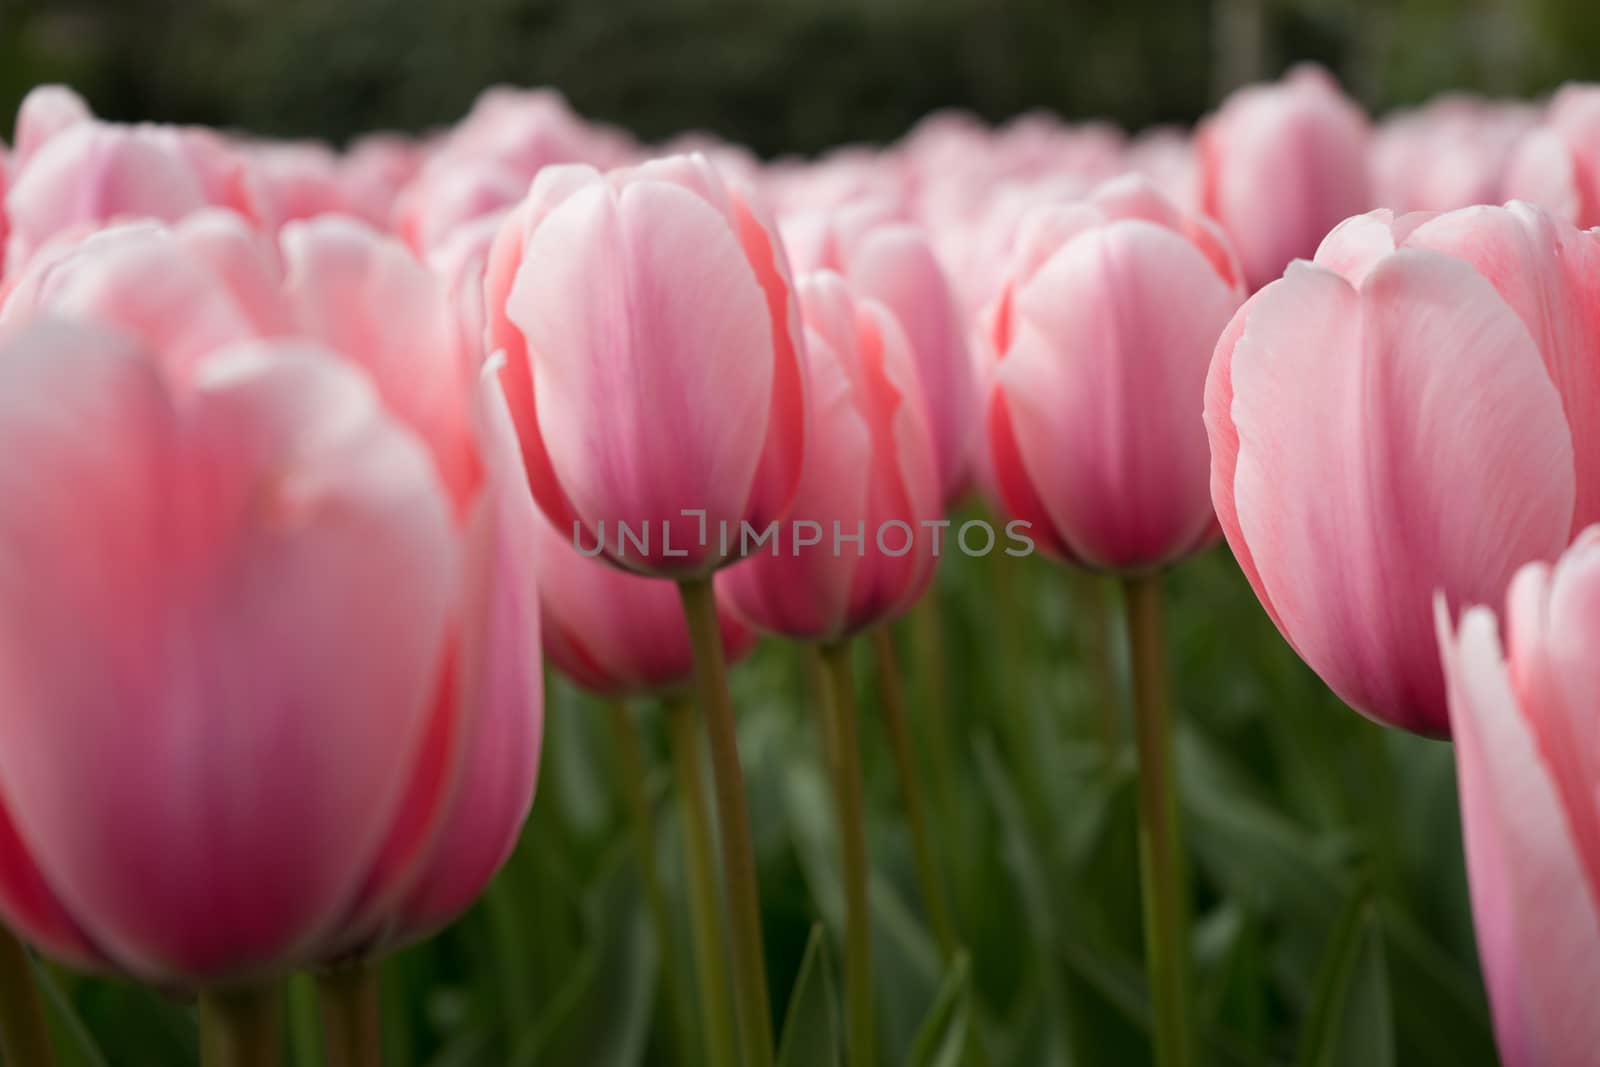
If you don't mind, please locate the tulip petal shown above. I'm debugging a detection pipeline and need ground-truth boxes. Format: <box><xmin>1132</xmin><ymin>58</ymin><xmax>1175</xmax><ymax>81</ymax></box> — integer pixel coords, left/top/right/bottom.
<box><xmin>393</xmin><ymin>367</ymin><xmax>543</xmax><ymax>940</ymax></box>
<box><xmin>508</xmin><ymin>180</ymin><xmax>774</xmax><ymax>572</ymax></box>
<box><xmin>0</xmin><ymin>323</ymin><xmax>457</xmax><ymax>982</ymax></box>
<box><xmin>1231</xmin><ymin>254</ymin><xmax>1573</xmax><ymax>735</ymax></box>
<box><xmin>997</xmin><ymin>220</ymin><xmax>1233</xmax><ymax>570</ymax></box>
<box><xmin>1440</xmin><ymin>600</ymin><xmax>1600</xmax><ymax>1067</ymax></box>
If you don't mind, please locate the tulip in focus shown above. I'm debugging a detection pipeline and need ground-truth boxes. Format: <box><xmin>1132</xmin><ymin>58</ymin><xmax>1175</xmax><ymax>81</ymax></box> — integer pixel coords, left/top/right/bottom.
<box><xmin>1436</xmin><ymin>530</ymin><xmax>1600</xmax><ymax>1067</ymax></box>
<box><xmin>982</xmin><ymin>176</ymin><xmax>1244</xmax><ymax>572</ymax></box>
<box><xmin>486</xmin><ymin>153</ymin><xmax>808</xmax><ymax>576</ymax></box>
<box><xmin>1195</xmin><ymin>64</ymin><xmax>1372</xmax><ymax>290</ymax></box>
<box><xmin>0</xmin><ymin>212</ymin><xmax>543</xmax><ymax>984</ymax></box>
<box><xmin>1207</xmin><ymin>202</ymin><xmax>1600</xmax><ymax>736</ymax></box>
<box><xmin>719</xmin><ymin>270</ymin><xmax>941</xmax><ymax>640</ymax></box>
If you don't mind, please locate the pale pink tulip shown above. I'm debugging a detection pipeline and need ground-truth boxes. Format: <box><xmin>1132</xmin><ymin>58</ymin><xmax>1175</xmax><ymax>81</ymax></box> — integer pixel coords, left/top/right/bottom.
<box><xmin>719</xmin><ymin>271</ymin><xmax>940</xmax><ymax>640</ymax></box>
<box><xmin>1373</xmin><ymin>95</ymin><xmax>1536</xmax><ymax>213</ymax></box>
<box><xmin>1207</xmin><ymin>203</ymin><xmax>1600</xmax><ymax>736</ymax></box>
<box><xmin>486</xmin><ymin>154</ymin><xmax>808</xmax><ymax>576</ymax></box>
<box><xmin>4</xmin><ymin>118</ymin><xmax>256</xmax><ymax>270</ymax></box>
<box><xmin>11</xmin><ymin>85</ymin><xmax>92</xmax><ymax>168</ymax></box>
<box><xmin>1436</xmin><ymin>530</ymin><xmax>1600</xmax><ymax>1067</ymax></box>
<box><xmin>1196</xmin><ymin>64</ymin><xmax>1372</xmax><ymax>290</ymax></box>
<box><xmin>0</xmin><ymin>214</ymin><xmax>543</xmax><ymax>980</ymax></box>
<box><xmin>982</xmin><ymin>176</ymin><xmax>1243</xmax><ymax>571</ymax></box>
<box><xmin>782</xmin><ymin>201</ymin><xmax>976</xmax><ymax>503</ymax></box>
<box><xmin>1503</xmin><ymin>84</ymin><xmax>1600</xmax><ymax>227</ymax></box>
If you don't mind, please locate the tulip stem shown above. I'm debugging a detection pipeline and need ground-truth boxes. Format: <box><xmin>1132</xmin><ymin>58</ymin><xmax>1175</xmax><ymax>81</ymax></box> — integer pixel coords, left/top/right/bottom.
<box><xmin>907</xmin><ymin>595</ymin><xmax>960</xmax><ymax>826</ymax></box>
<box><xmin>677</xmin><ymin>576</ymin><xmax>774</xmax><ymax>1067</ymax></box>
<box><xmin>1122</xmin><ymin>574</ymin><xmax>1192</xmax><ymax>1067</ymax></box>
<box><xmin>604</xmin><ymin>698</ymin><xmax>699</xmax><ymax>1066</ymax></box>
<box><xmin>871</xmin><ymin>626</ymin><xmax>957</xmax><ymax>958</ymax></box>
<box><xmin>0</xmin><ymin>926</ymin><xmax>53</xmax><ymax>1067</ymax></box>
<box><xmin>666</xmin><ymin>694</ymin><xmax>740</xmax><ymax>1067</ymax></box>
<box><xmin>1072</xmin><ymin>570</ymin><xmax>1121</xmax><ymax>770</ymax></box>
<box><xmin>317</xmin><ymin>962</ymin><xmax>382</xmax><ymax>1067</ymax></box>
<box><xmin>200</xmin><ymin>985</ymin><xmax>282</xmax><ymax>1067</ymax></box>
<box><xmin>817</xmin><ymin>640</ymin><xmax>875</xmax><ymax>1067</ymax></box>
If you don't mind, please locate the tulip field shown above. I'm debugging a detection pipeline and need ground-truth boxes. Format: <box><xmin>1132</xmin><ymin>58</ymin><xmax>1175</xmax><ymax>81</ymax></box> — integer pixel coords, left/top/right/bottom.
<box><xmin>1</xmin><ymin>59</ymin><xmax>1599</xmax><ymax>1067</ymax></box>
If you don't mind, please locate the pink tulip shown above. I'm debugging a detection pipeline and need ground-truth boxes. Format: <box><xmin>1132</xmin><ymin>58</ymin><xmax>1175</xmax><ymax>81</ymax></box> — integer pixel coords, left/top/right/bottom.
<box><xmin>338</xmin><ymin>134</ymin><xmax>423</xmax><ymax>228</ymax></box>
<box><xmin>4</xmin><ymin>118</ymin><xmax>256</xmax><ymax>270</ymax></box>
<box><xmin>237</xmin><ymin>141</ymin><xmax>351</xmax><ymax>227</ymax></box>
<box><xmin>718</xmin><ymin>271</ymin><xmax>941</xmax><ymax>640</ymax></box>
<box><xmin>533</xmin><ymin>506</ymin><xmax>758</xmax><ymax>696</ymax></box>
<box><xmin>1503</xmin><ymin>84</ymin><xmax>1600</xmax><ymax>227</ymax></box>
<box><xmin>982</xmin><ymin>176</ymin><xmax>1243</xmax><ymax>571</ymax></box>
<box><xmin>1195</xmin><ymin>64</ymin><xmax>1372</xmax><ymax>290</ymax></box>
<box><xmin>11</xmin><ymin>84</ymin><xmax>92</xmax><ymax>168</ymax></box>
<box><xmin>486</xmin><ymin>153</ymin><xmax>808</xmax><ymax>576</ymax></box>
<box><xmin>0</xmin><ymin>213</ymin><xmax>543</xmax><ymax>982</ymax></box>
<box><xmin>782</xmin><ymin>201</ymin><xmax>976</xmax><ymax>503</ymax></box>
<box><xmin>1436</xmin><ymin>530</ymin><xmax>1600</xmax><ymax>1067</ymax></box>
<box><xmin>1373</xmin><ymin>95</ymin><xmax>1536</xmax><ymax>213</ymax></box>
<box><xmin>1207</xmin><ymin>203</ymin><xmax>1600</xmax><ymax>736</ymax></box>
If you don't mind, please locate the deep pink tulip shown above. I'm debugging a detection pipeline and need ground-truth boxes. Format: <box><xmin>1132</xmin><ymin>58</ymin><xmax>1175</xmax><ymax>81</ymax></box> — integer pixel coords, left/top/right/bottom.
<box><xmin>1436</xmin><ymin>531</ymin><xmax>1600</xmax><ymax>1067</ymax></box>
<box><xmin>782</xmin><ymin>201</ymin><xmax>976</xmax><ymax>503</ymax></box>
<box><xmin>1503</xmin><ymin>84</ymin><xmax>1600</xmax><ymax>227</ymax></box>
<box><xmin>1195</xmin><ymin>64</ymin><xmax>1372</xmax><ymax>291</ymax></box>
<box><xmin>533</xmin><ymin>506</ymin><xmax>757</xmax><ymax>696</ymax></box>
<box><xmin>981</xmin><ymin>176</ymin><xmax>1243</xmax><ymax>572</ymax></box>
<box><xmin>1207</xmin><ymin>203</ymin><xmax>1600</xmax><ymax>736</ymax></box>
<box><xmin>0</xmin><ymin>214</ymin><xmax>543</xmax><ymax>982</ymax></box>
<box><xmin>718</xmin><ymin>271</ymin><xmax>941</xmax><ymax>640</ymax></box>
<box><xmin>486</xmin><ymin>153</ymin><xmax>808</xmax><ymax>576</ymax></box>
<box><xmin>1373</xmin><ymin>95</ymin><xmax>1535</xmax><ymax>213</ymax></box>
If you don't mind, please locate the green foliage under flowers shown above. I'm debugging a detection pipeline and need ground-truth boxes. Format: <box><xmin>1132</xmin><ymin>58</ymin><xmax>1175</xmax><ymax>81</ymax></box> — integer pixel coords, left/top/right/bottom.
<box><xmin>29</xmin><ymin>508</ymin><xmax>1493</xmax><ymax>1065</ymax></box>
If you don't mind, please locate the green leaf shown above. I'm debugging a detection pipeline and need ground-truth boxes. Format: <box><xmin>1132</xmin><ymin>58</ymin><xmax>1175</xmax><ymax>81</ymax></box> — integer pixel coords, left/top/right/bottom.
<box><xmin>1296</xmin><ymin>896</ymin><xmax>1394</xmax><ymax>1067</ymax></box>
<box><xmin>777</xmin><ymin>923</ymin><xmax>841</xmax><ymax>1067</ymax></box>
<box><xmin>907</xmin><ymin>950</ymin><xmax>971</xmax><ymax>1067</ymax></box>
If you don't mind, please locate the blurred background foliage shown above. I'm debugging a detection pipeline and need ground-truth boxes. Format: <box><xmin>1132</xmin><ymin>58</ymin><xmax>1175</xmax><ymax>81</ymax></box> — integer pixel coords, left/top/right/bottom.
<box><xmin>2</xmin><ymin>0</ymin><xmax>1599</xmax><ymax>151</ymax></box>
<box><xmin>2</xmin><ymin>0</ymin><xmax>1592</xmax><ymax>1064</ymax></box>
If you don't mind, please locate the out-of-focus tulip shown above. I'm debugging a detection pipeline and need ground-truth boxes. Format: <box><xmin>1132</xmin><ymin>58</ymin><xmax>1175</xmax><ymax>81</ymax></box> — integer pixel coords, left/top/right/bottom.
<box><xmin>1373</xmin><ymin>94</ymin><xmax>1536</xmax><ymax>213</ymax></box>
<box><xmin>1436</xmin><ymin>531</ymin><xmax>1600</xmax><ymax>1067</ymax></box>
<box><xmin>486</xmin><ymin>153</ymin><xmax>808</xmax><ymax>576</ymax></box>
<box><xmin>4</xmin><ymin>118</ymin><xmax>255</xmax><ymax>269</ymax></box>
<box><xmin>238</xmin><ymin>141</ymin><xmax>351</xmax><ymax>227</ymax></box>
<box><xmin>339</xmin><ymin>134</ymin><xmax>423</xmax><ymax>228</ymax></box>
<box><xmin>782</xmin><ymin>201</ymin><xmax>975</xmax><ymax>502</ymax></box>
<box><xmin>0</xmin><ymin>213</ymin><xmax>543</xmax><ymax>982</ymax></box>
<box><xmin>1207</xmin><ymin>203</ymin><xmax>1600</xmax><ymax>736</ymax></box>
<box><xmin>533</xmin><ymin>507</ymin><xmax>757</xmax><ymax>696</ymax></box>
<box><xmin>11</xmin><ymin>85</ymin><xmax>91</xmax><ymax>168</ymax></box>
<box><xmin>1503</xmin><ymin>84</ymin><xmax>1600</xmax><ymax>227</ymax></box>
<box><xmin>718</xmin><ymin>271</ymin><xmax>940</xmax><ymax>640</ymax></box>
<box><xmin>982</xmin><ymin>176</ymin><xmax>1243</xmax><ymax>572</ymax></box>
<box><xmin>1195</xmin><ymin>64</ymin><xmax>1372</xmax><ymax>290</ymax></box>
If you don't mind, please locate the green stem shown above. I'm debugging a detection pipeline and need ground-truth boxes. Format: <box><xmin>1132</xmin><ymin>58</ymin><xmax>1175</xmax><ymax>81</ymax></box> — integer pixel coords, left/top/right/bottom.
<box><xmin>1071</xmin><ymin>570</ymin><xmax>1121</xmax><ymax>769</ymax></box>
<box><xmin>818</xmin><ymin>640</ymin><xmax>875</xmax><ymax>1067</ymax></box>
<box><xmin>317</xmin><ymin>963</ymin><xmax>381</xmax><ymax>1067</ymax></box>
<box><xmin>677</xmin><ymin>577</ymin><xmax>774</xmax><ymax>1067</ymax></box>
<box><xmin>870</xmin><ymin>626</ymin><xmax>956</xmax><ymax>959</ymax></box>
<box><xmin>666</xmin><ymin>694</ymin><xmax>740</xmax><ymax>1067</ymax></box>
<box><xmin>604</xmin><ymin>698</ymin><xmax>699</xmax><ymax>1066</ymax></box>
<box><xmin>0</xmin><ymin>926</ymin><xmax>53</xmax><ymax>1067</ymax></box>
<box><xmin>1122</xmin><ymin>574</ymin><xmax>1192</xmax><ymax>1067</ymax></box>
<box><xmin>907</xmin><ymin>594</ymin><xmax>960</xmax><ymax>827</ymax></box>
<box><xmin>201</xmin><ymin>985</ymin><xmax>282</xmax><ymax>1067</ymax></box>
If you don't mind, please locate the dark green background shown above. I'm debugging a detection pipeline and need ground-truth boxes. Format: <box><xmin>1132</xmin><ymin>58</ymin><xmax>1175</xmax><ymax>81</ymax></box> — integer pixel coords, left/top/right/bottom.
<box><xmin>3</xmin><ymin>0</ymin><xmax>1598</xmax><ymax>151</ymax></box>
